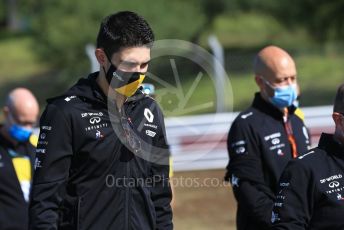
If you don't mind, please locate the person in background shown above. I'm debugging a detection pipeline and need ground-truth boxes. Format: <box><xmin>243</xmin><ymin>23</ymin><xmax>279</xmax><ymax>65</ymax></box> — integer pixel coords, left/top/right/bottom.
<box><xmin>141</xmin><ymin>83</ymin><xmax>155</xmax><ymax>96</ymax></box>
<box><xmin>0</xmin><ymin>87</ymin><xmax>39</xmax><ymax>230</ymax></box>
<box><xmin>224</xmin><ymin>46</ymin><xmax>311</xmax><ymax>230</ymax></box>
<box><xmin>272</xmin><ymin>83</ymin><xmax>344</xmax><ymax>230</ymax></box>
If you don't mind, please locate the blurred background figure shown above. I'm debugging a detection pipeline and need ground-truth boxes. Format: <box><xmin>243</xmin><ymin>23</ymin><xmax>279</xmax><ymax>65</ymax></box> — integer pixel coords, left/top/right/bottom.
<box><xmin>272</xmin><ymin>83</ymin><xmax>344</xmax><ymax>229</ymax></box>
<box><xmin>225</xmin><ymin>46</ymin><xmax>310</xmax><ymax>230</ymax></box>
<box><xmin>0</xmin><ymin>87</ymin><xmax>39</xmax><ymax>230</ymax></box>
<box><xmin>141</xmin><ymin>83</ymin><xmax>156</xmax><ymax>97</ymax></box>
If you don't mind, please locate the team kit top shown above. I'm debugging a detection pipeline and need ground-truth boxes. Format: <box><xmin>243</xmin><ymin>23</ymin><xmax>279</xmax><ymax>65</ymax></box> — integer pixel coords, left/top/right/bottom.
<box><xmin>29</xmin><ymin>72</ymin><xmax>173</xmax><ymax>230</ymax></box>
<box><xmin>0</xmin><ymin>131</ymin><xmax>36</xmax><ymax>230</ymax></box>
<box><xmin>272</xmin><ymin>133</ymin><xmax>344</xmax><ymax>230</ymax></box>
<box><xmin>225</xmin><ymin>92</ymin><xmax>310</xmax><ymax>230</ymax></box>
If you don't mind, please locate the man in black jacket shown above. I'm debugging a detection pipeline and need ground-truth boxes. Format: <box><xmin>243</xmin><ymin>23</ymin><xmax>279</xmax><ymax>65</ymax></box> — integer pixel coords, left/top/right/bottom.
<box><xmin>224</xmin><ymin>46</ymin><xmax>310</xmax><ymax>230</ymax></box>
<box><xmin>0</xmin><ymin>88</ymin><xmax>39</xmax><ymax>230</ymax></box>
<box><xmin>29</xmin><ymin>11</ymin><xmax>173</xmax><ymax>230</ymax></box>
<box><xmin>272</xmin><ymin>83</ymin><xmax>344</xmax><ymax>230</ymax></box>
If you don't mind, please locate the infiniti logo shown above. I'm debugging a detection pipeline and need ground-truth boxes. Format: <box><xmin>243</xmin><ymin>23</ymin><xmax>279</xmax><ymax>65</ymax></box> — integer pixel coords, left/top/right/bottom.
<box><xmin>329</xmin><ymin>181</ymin><xmax>340</xmax><ymax>188</ymax></box>
<box><xmin>40</xmin><ymin>133</ymin><xmax>46</xmax><ymax>139</ymax></box>
<box><xmin>271</xmin><ymin>138</ymin><xmax>280</xmax><ymax>145</ymax></box>
<box><xmin>89</xmin><ymin>117</ymin><xmax>101</xmax><ymax>124</ymax></box>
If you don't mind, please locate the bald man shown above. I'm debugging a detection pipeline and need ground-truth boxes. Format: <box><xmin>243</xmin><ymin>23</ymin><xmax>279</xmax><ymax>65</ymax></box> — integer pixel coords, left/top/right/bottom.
<box><xmin>0</xmin><ymin>88</ymin><xmax>39</xmax><ymax>230</ymax></box>
<box><xmin>224</xmin><ymin>46</ymin><xmax>311</xmax><ymax>230</ymax></box>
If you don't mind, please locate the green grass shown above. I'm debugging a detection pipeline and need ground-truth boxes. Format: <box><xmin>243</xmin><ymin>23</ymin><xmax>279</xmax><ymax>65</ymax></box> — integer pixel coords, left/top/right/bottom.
<box><xmin>0</xmin><ymin>37</ymin><xmax>50</xmax><ymax>82</ymax></box>
<box><xmin>0</xmin><ymin>36</ymin><xmax>81</xmax><ymax>111</ymax></box>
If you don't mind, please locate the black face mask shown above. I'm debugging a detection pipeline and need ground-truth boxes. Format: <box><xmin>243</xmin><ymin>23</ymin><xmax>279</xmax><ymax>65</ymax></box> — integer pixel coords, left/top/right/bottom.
<box><xmin>103</xmin><ymin>54</ymin><xmax>145</xmax><ymax>97</ymax></box>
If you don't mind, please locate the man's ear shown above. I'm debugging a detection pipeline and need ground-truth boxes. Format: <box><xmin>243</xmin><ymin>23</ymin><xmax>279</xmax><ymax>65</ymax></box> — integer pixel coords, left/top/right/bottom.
<box><xmin>333</xmin><ymin>112</ymin><xmax>343</xmax><ymax>126</ymax></box>
<box><xmin>255</xmin><ymin>75</ymin><xmax>264</xmax><ymax>90</ymax></box>
<box><xmin>3</xmin><ymin>106</ymin><xmax>9</xmax><ymax>118</ymax></box>
<box><xmin>95</xmin><ymin>48</ymin><xmax>107</xmax><ymax>66</ymax></box>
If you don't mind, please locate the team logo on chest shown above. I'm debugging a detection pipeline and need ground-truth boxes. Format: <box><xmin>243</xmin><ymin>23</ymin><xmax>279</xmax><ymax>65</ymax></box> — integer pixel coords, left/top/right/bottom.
<box><xmin>89</xmin><ymin>117</ymin><xmax>101</xmax><ymax>124</ymax></box>
<box><xmin>144</xmin><ymin>108</ymin><xmax>154</xmax><ymax>123</ymax></box>
<box><xmin>81</xmin><ymin>111</ymin><xmax>109</xmax><ymax>132</ymax></box>
<box><xmin>142</xmin><ymin>108</ymin><xmax>158</xmax><ymax>133</ymax></box>
<box><xmin>320</xmin><ymin>174</ymin><xmax>344</xmax><ymax>201</ymax></box>
<box><xmin>264</xmin><ymin>132</ymin><xmax>286</xmax><ymax>154</ymax></box>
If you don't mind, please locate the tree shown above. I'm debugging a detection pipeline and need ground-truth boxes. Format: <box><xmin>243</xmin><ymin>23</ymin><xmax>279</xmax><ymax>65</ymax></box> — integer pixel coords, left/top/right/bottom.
<box><xmin>271</xmin><ymin>0</ymin><xmax>344</xmax><ymax>42</ymax></box>
<box><xmin>229</xmin><ymin>0</ymin><xmax>344</xmax><ymax>43</ymax></box>
<box><xmin>22</xmin><ymin>0</ymin><xmax>206</xmax><ymax>76</ymax></box>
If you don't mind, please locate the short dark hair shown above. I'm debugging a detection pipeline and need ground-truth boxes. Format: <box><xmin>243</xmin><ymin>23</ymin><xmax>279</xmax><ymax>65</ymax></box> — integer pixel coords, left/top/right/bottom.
<box><xmin>334</xmin><ymin>83</ymin><xmax>344</xmax><ymax>114</ymax></box>
<box><xmin>96</xmin><ymin>11</ymin><xmax>154</xmax><ymax>58</ymax></box>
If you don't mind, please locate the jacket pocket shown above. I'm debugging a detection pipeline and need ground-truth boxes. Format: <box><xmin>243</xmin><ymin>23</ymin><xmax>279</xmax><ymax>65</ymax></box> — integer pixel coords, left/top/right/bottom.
<box><xmin>58</xmin><ymin>196</ymin><xmax>81</xmax><ymax>230</ymax></box>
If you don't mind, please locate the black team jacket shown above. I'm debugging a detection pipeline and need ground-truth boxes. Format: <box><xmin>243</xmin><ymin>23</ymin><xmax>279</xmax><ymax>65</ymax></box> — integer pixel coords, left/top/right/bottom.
<box><xmin>0</xmin><ymin>132</ymin><xmax>35</xmax><ymax>230</ymax></box>
<box><xmin>29</xmin><ymin>72</ymin><xmax>173</xmax><ymax>230</ymax></box>
<box><xmin>272</xmin><ymin>133</ymin><xmax>344</xmax><ymax>230</ymax></box>
<box><xmin>225</xmin><ymin>93</ymin><xmax>310</xmax><ymax>230</ymax></box>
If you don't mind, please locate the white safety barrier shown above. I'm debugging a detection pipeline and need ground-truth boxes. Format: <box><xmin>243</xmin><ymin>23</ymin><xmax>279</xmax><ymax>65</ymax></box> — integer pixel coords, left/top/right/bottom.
<box><xmin>32</xmin><ymin>105</ymin><xmax>334</xmax><ymax>172</ymax></box>
<box><xmin>166</xmin><ymin>105</ymin><xmax>334</xmax><ymax>172</ymax></box>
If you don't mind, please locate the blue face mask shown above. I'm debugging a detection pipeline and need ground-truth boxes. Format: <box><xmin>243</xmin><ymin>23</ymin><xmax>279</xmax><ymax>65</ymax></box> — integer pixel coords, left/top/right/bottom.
<box><xmin>262</xmin><ymin>78</ymin><xmax>298</xmax><ymax>109</ymax></box>
<box><xmin>9</xmin><ymin>124</ymin><xmax>32</xmax><ymax>142</ymax></box>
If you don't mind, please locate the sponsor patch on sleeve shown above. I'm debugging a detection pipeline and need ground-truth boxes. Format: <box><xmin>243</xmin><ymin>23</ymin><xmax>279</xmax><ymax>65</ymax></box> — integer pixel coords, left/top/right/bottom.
<box><xmin>231</xmin><ymin>140</ymin><xmax>248</xmax><ymax>155</ymax></box>
<box><xmin>231</xmin><ymin>174</ymin><xmax>240</xmax><ymax>187</ymax></box>
<box><xmin>271</xmin><ymin>211</ymin><xmax>281</xmax><ymax>223</ymax></box>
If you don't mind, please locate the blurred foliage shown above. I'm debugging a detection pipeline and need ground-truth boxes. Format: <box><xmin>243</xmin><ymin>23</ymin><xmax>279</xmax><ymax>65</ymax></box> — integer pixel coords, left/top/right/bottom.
<box><xmin>200</xmin><ymin>13</ymin><xmax>313</xmax><ymax>50</ymax></box>
<box><xmin>229</xmin><ymin>0</ymin><xmax>344</xmax><ymax>43</ymax></box>
<box><xmin>270</xmin><ymin>0</ymin><xmax>344</xmax><ymax>42</ymax></box>
<box><xmin>5</xmin><ymin>0</ymin><xmax>343</xmax><ymax>77</ymax></box>
<box><xmin>190</xmin><ymin>0</ymin><xmax>228</xmax><ymax>42</ymax></box>
<box><xmin>0</xmin><ymin>0</ymin><xmax>5</xmax><ymax>26</ymax></box>
<box><xmin>1</xmin><ymin>0</ymin><xmax>344</xmax><ymax>115</ymax></box>
<box><xmin>18</xmin><ymin>0</ymin><xmax>208</xmax><ymax>76</ymax></box>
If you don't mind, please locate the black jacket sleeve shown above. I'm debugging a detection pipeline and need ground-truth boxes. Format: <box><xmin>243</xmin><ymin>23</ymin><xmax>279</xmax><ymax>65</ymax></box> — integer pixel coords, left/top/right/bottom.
<box><xmin>29</xmin><ymin>103</ymin><xmax>73</xmax><ymax>230</ymax></box>
<box><xmin>150</xmin><ymin>105</ymin><xmax>173</xmax><ymax>230</ymax></box>
<box><xmin>225</xmin><ymin>118</ymin><xmax>274</xmax><ymax>227</ymax></box>
<box><xmin>272</xmin><ymin>159</ymin><xmax>315</xmax><ymax>230</ymax></box>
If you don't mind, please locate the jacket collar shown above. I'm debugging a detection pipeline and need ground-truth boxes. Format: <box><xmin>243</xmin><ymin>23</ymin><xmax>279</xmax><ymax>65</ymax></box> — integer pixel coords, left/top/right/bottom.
<box><xmin>318</xmin><ymin>133</ymin><xmax>344</xmax><ymax>158</ymax></box>
<box><xmin>252</xmin><ymin>92</ymin><xmax>296</xmax><ymax>120</ymax></box>
<box><xmin>47</xmin><ymin>72</ymin><xmax>146</xmax><ymax>105</ymax></box>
